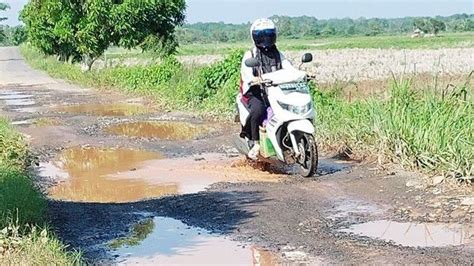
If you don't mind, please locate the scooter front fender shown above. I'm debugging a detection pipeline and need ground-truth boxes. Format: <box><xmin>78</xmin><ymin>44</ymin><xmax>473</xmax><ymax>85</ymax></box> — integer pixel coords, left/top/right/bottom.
<box><xmin>287</xmin><ymin>119</ymin><xmax>315</xmax><ymax>135</ymax></box>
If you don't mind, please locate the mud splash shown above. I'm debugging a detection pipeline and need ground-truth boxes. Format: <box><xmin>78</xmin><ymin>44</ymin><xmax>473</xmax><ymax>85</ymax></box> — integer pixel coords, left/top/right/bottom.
<box><xmin>341</xmin><ymin>220</ymin><xmax>473</xmax><ymax>248</ymax></box>
<box><xmin>111</xmin><ymin>216</ymin><xmax>279</xmax><ymax>265</ymax></box>
<box><xmin>110</xmin><ymin>153</ymin><xmax>283</xmax><ymax>194</ymax></box>
<box><xmin>56</xmin><ymin>103</ymin><xmax>150</xmax><ymax>116</ymax></box>
<box><xmin>42</xmin><ymin>147</ymin><xmax>176</xmax><ymax>203</ymax></box>
<box><xmin>106</xmin><ymin>121</ymin><xmax>214</xmax><ymax>140</ymax></box>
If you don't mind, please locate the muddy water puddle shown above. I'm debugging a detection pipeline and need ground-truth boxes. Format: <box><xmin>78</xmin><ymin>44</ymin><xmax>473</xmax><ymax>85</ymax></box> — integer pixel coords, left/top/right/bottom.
<box><xmin>110</xmin><ymin>153</ymin><xmax>283</xmax><ymax>194</ymax></box>
<box><xmin>111</xmin><ymin>216</ymin><xmax>279</xmax><ymax>265</ymax></box>
<box><xmin>42</xmin><ymin>148</ymin><xmax>283</xmax><ymax>203</ymax></box>
<box><xmin>42</xmin><ymin>147</ymin><xmax>173</xmax><ymax>203</ymax></box>
<box><xmin>56</xmin><ymin>103</ymin><xmax>151</xmax><ymax>116</ymax></box>
<box><xmin>341</xmin><ymin>220</ymin><xmax>473</xmax><ymax>248</ymax></box>
<box><xmin>106</xmin><ymin>121</ymin><xmax>216</xmax><ymax>140</ymax></box>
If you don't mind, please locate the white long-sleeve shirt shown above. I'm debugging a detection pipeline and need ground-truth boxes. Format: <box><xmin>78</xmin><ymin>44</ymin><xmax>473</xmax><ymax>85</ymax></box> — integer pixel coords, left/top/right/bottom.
<box><xmin>240</xmin><ymin>47</ymin><xmax>295</xmax><ymax>95</ymax></box>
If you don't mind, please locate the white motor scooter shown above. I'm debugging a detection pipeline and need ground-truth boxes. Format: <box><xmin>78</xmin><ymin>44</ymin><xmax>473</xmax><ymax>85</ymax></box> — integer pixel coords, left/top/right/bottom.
<box><xmin>235</xmin><ymin>53</ymin><xmax>318</xmax><ymax>177</ymax></box>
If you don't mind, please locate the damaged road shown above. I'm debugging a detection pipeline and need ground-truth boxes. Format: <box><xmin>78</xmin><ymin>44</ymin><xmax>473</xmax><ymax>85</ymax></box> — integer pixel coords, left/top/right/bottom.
<box><xmin>1</xmin><ymin>47</ymin><xmax>473</xmax><ymax>264</ymax></box>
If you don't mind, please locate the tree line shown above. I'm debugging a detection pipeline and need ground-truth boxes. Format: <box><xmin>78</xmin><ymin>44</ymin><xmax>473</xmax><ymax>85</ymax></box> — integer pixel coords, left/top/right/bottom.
<box><xmin>0</xmin><ymin>0</ymin><xmax>186</xmax><ymax>71</ymax></box>
<box><xmin>177</xmin><ymin>14</ymin><xmax>474</xmax><ymax>43</ymax></box>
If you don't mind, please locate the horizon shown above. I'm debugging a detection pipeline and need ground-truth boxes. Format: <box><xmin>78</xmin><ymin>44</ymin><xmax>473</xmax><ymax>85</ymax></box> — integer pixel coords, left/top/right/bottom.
<box><xmin>1</xmin><ymin>0</ymin><xmax>473</xmax><ymax>26</ymax></box>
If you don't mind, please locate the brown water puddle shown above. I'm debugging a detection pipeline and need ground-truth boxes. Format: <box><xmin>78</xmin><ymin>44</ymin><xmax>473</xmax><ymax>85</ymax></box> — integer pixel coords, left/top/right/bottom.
<box><xmin>341</xmin><ymin>220</ymin><xmax>473</xmax><ymax>248</ymax></box>
<box><xmin>111</xmin><ymin>216</ymin><xmax>280</xmax><ymax>265</ymax></box>
<box><xmin>42</xmin><ymin>147</ymin><xmax>177</xmax><ymax>203</ymax></box>
<box><xmin>110</xmin><ymin>153</ymin><xmax>283</xmax><ymax>194</ymax></box>
<box><xmin>56</xmin><ymin>103</ymin><xmax>150</xmax><ymax>116</ymax></box>
<box><xmin>106</xmin><ymin>121</ymin><xmax>214</xmax><ymax>140</ymax></box>
<box><xmin>42</xmin><ymin>148</ymin><xmax>283</xmax><ymax>203</ymax></box>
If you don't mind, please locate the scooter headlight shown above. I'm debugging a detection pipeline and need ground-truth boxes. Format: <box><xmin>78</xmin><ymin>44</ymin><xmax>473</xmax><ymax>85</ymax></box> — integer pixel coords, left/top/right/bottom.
<box><xmin>278</xmin><ymin>101</ymin><xmax>312</xmax><ymax>114</ymax></box>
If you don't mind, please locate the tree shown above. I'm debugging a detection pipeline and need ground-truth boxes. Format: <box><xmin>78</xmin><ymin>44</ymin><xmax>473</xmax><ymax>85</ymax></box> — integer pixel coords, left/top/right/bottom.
<box><xmin>428</xmin><ymin>18</ymin><xmax>446</xmax><ymax>35</ymax></box>
<box><xmin>368</xmin><ymin>20</ymin><xmax>382</xmax><ymax>36</ymax></box>
<box><xmin>0</xmin><ymin>2</ymin><xmax>9</xmax><ymax>43</ymax></box>
<box><xmin>21</xmin><ymin>0</ymin><xmax>186</xmax><ymax>71</ymax></box>
<box><xmin>322</xmin><ymin>24</ymin><xmax>336</xmax><ymax>36</ymax></box>
<box><xmin>11</xmin><ymin>26</ymin><xmax>27</xmax><ymax>45</ymax></box>
<box><xmin>413</xmin><ymin>18</ymin><xmax>429</xmax><ymax>33</ymax></box>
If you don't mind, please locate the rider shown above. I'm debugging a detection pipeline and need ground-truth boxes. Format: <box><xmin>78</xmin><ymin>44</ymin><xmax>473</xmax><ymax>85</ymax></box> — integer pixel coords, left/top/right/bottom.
<box><xmin>240</xmin><ymin>18</ymin><xmax>296</xmax><ymax>160</ymax></box>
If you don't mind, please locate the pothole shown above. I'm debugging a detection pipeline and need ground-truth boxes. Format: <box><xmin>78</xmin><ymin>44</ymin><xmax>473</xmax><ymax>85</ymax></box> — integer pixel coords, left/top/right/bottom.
<box><xmin>0</xmin><ymin>94</ymin><xmax>33</xmax><ymax>100</ymax></box>
<box><xmin>40</xmin><ymin>147</ymin><xmax>170</xmax><ymax>203</ymax></box>
<box><xmin>340</xmin><ymin>220</ymin><xmax>473</xmax><ymax>248</ymax></box>
<box><xmin>3</xmin><ymin>98</ymin><xmax>36</xmax><ymax>106</ymax></box>
<box><xmin>109</xmin><ymin>153</ymin><xmax>283</xmax><ymax>194</ymax></box>
<box><xmin>56</xmin><ymin>103</ymin><xmax>151</xmax><ymax>116</ymax></box>
<box><xmin>111</xmin><ymin>216</ymin><xmax>280</xmax><ymax>265</ymax></box>
<box><xmin>41</xmin><ymin>149</ymin><xmax>283</xmax><ymax>203</ymax></box>
<box><xmin>328</xmin><ymin>199</ymin><xmax>384</xmax><ymax>219</ymax></box>
<box><xmin>105</xmin><ymin>121</ymin><xmax>216</xmax><ymax>140</ymax></box>
<box><xmin>11</xmin><ymin>119</ymin><xmax>34</xmax><ymax>126</ymax></box>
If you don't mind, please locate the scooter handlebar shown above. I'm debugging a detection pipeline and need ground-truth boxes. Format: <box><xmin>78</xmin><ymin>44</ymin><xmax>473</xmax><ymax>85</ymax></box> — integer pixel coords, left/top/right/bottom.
<box><xmin>249</xmin><ymin>79</ymin><xmax>273</xmax><ymax>87</ymax></box>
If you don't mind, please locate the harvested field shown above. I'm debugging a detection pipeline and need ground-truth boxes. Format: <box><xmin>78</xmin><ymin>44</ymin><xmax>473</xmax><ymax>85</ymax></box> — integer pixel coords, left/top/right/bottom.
<box><xmin>96</xmin><ymin>48</ymin><xmax>474</xmax><ymax>84</ymax></box>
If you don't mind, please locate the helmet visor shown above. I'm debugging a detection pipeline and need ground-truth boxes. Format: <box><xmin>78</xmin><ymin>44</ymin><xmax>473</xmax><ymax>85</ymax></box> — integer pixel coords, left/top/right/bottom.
<box><xmin>252</xmin><ymin>29</ymin><xmax>277</xmax><ymax>48</ymax></box>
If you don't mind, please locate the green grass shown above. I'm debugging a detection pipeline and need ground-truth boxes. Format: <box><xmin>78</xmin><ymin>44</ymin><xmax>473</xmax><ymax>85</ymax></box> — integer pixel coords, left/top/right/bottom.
<box><xmin>98</xmin><ymin>32</ymin><xmax>474</xmax><ymax>59</ymax></box>
<box><xmin>314</xmin><ymin>77</ymin><xmax>473</xmax><ymax>179</ymax></box>
<box><xmin>0</xmin><ymin>118</ymin><xmax>82</xmax><ymax>264</ymax></box>
<box><xmin>180</xmin><ymin>33</ymin><xmax>474</xmax><ymax>56</ymax></box>
<box><xmin>20</xmin><ymin>44</ymin><xmax>473</xmax><ymax>180</ymax></box>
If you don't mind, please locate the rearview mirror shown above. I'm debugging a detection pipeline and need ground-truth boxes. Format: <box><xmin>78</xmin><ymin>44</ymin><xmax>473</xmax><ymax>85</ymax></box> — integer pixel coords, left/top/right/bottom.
<box><xmin>301</xmin><ymin>53</ymin><xmax>313</xmax><ymax>63</ymax></box>
<box><xmin>245</xmin><ymin>58</ymin><xmax>260</xmax><ymax>68</ymax></box>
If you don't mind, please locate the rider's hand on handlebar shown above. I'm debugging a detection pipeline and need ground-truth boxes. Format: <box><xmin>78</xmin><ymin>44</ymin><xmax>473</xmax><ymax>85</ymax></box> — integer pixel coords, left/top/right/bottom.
<box><xmin>250</xmin><ymin>76</ymin><xmax>263</xmax><ymax>86</ymax></box>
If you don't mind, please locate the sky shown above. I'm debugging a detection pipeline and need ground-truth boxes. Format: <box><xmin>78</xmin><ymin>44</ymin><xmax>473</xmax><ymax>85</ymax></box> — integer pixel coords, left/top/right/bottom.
<box><xmin>2</xmin><ymin>0</ymin><xmax>473</xmax><ymax>26</ymax></box>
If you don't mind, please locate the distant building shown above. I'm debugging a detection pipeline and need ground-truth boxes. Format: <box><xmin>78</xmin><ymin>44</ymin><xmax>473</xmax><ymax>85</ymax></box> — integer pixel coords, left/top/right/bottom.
<box><xmin>411</xmin><ymin>28</ymin><xmax>424</xmax><ymax>38</ymax></box>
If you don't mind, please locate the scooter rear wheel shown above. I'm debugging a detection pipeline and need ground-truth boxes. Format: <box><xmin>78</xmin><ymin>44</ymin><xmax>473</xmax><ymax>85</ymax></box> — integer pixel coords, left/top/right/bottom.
<box><xmin>297</xmin><ymin>133</ymin><xmax>318</xmax><ymax>177</ymax></box>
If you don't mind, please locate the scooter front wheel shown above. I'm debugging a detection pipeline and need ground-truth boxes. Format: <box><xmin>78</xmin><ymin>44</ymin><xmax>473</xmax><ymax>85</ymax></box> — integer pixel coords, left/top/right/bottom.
<box><xmin>296</xmin><ymin>133</ymin><xmax>318</xmax><ymax>177</ymax></box>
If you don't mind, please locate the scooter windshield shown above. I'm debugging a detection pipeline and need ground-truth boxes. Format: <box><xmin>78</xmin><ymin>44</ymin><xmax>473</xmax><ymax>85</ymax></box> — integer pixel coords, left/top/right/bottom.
<box><xmin>279</xmin><ymin>82</ymin><xmax>310</xmax><ymax>94</ymax></box>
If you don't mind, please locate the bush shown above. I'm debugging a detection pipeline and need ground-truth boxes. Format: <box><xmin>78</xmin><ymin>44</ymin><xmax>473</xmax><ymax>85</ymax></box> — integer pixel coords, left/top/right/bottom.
<box><xmin>0</xmin><ymin>118</ymin><xmax>28</xmax><ymax>169</ymax></box>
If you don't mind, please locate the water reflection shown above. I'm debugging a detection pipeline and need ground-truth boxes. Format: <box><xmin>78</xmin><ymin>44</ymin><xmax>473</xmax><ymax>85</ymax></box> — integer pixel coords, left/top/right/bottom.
<box><xmin>56</xmin><ymin>103</ymin><xmax>150</xmax><ymax>116</ymax></box>
<box><xmin>106</xmin><ymin>121</ymin><xmax>214</xmax><ymax>140</ymax></box>
<box><xmin>341</xmin><ymin>220</ymin><xmax>473</xmax><ymax>247</ymax></box>
<box><xmin>44</xmin><ymin>147</ymin><xmax>177</xmax><ymax>203</ymax></box>
<box><xmin>112</xmin><ymin>217</ymin><xmax>279</xmax><ymax>265</ymax></box>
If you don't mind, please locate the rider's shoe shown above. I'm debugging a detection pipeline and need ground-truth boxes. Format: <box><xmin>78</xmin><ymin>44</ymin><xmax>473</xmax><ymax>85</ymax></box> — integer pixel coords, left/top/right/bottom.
<box><xmin>248</xmin><ymin>143</ymin><xmax>260</xmax><ymax>160</ymax></box>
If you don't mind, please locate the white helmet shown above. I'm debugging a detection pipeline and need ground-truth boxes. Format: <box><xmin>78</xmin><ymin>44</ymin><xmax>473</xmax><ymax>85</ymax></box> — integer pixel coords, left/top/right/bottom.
<box><xmin>250</xmin><ymin>18</ymin><xmax>277</xmax><ymax>49</ymax></box>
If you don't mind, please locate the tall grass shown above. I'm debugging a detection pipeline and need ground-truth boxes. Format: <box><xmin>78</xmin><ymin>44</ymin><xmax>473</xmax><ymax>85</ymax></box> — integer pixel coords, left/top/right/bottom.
<box><xmin>20</xmin><ymin>45</ymin><xmax>473</xmax><ymax>180</ymax></box>
<box><xmin>314</xmin><ymin>77</ymin><xmax>473</xmax><ymax>179</ymax></box>
<box><xmin>0</xmin><ymin>118</ymin><xmax>82</xmax><ymax>263</ymax></box>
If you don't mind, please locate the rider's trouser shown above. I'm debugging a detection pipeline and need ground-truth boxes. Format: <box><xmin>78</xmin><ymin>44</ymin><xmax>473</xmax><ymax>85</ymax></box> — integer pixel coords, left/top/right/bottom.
<box><xmin>246</xmin><ymin>87</ymin><xmax>266</xmax><ymax>141</ymax></box>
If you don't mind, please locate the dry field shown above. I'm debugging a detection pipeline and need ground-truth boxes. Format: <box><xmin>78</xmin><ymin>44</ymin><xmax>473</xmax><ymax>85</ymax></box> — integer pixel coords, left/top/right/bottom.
<box><xmin>178</xmin><ymin>48</ymin><xmax>474</xmax><ymax>83</ymax></box>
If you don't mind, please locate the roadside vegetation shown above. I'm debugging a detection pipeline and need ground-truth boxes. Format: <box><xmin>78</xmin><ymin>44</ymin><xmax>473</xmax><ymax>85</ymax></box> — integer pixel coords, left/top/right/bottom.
<box><xmin>0</xmin><ymin>118</ymin><xmax>81</xmax><ymax>264</ymax></box>
<box><xmin>21</xmin><ymin>45</ymin><xmax>473</xmax><ymax>180</ymax></box>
